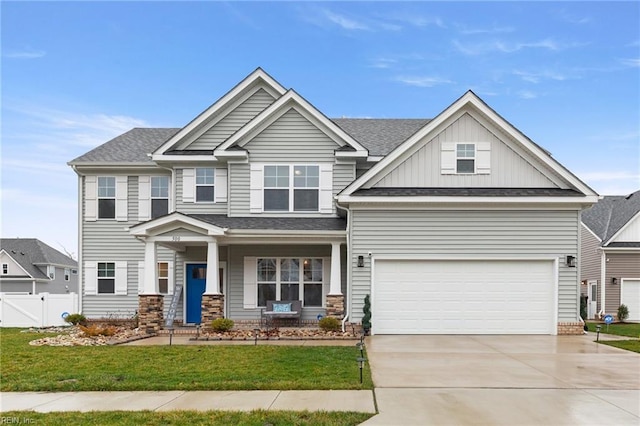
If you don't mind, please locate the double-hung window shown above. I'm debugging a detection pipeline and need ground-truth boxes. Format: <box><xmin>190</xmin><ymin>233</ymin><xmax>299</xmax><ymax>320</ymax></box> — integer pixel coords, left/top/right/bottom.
<box><xmin>97</xmin><ymin>262</ymin><xmax>116</xmax><ymax>294</ymax></box>
<box><xmin>456</xmin><ymin>143</ymin><xmax>475</xmax><ymax>174</ymax></box>
<box><xmin>2</xmin><ymin>264</ymin><xmax>8</xmax><ymax>275</ymax></box>
<box><xmin>158</xmin><ymin>262</ymin><xmax>169</xmax><ymax>294</ymax></box>
<box><xmin>263</xmin><ymin>165</ymin><xmax>319</xmax><ymax>212</ymax></box>
<box><xmin>195</xmin><ymin>168</ymin><xmax>215</xmax><ymax>202</ymax></box>
<box><xmin>98</xmin><ymin>177</ymin><xmax>116</xmax><ymax>219</ymax></box>
<box><xmin>151</xmin><ymin>176</ymin><xmax>169</xmax><ymax>218</ymax></box>
<box><xmin>256</xmin><ymin>257</ymin><xmax>323</xmax><ymax>307</ymax></box>
<box><xmin>64</xmin><ymin>268</ymin><xmax>70</xmax><ymax>281</ymax></box>
<box><xmin>47</xmin><ymin>265</ymin><xmax>55</xmax><ymax>280</ymax></box>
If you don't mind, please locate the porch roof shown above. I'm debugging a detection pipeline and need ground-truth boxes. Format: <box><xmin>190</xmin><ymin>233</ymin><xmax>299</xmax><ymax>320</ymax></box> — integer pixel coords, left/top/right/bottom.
<box><xmin>189</xmin><ymin>214</ymin><xmax>347</xmax><ymax>231</ymax></box>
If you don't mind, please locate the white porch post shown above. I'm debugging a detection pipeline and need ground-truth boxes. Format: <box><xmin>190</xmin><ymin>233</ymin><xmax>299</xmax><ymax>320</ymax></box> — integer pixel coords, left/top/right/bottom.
<box><xmin>141</xmin><ymin>240</ymin><xmax>158</xmax><ymax>294</ymax></box>
<box><xmin>204</xmin><ymin>238</ymin><xmax>220</xmax><ymax>294</ymax></box>
<box><xmin>329</xmin><ymin>242</ymin><xmax>342</xmax><ymax>295</ymax></box>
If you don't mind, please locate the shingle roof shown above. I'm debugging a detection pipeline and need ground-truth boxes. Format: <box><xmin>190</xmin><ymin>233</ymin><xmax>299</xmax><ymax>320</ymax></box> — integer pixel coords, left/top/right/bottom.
<box><xmin>332</xmin><ymin>118</ymin><xmax>430</xmax><ymax>156</ymax></box>
<box><xmin>190</xmin><ymin>215</ymin><xmax>346</xmax><ymax>231</ymax></box>
<box><xmin>69</xmin><ymin>128</ymin><xmax>180</xmax><ymax>164</ymax></box>
<box><xmin>0</xmin><ymin>239</ymin><xmax>77</xmax><ymax>279</ymax></box>
<box><xmin>581</xmin><ymin>190</ymin><xmax>640</xmax><ymax>243</ymax></box>
<box><xmin>352</xmin><ymin>188</ymin><xmax>583</xmax><ymax>197</ymax></box>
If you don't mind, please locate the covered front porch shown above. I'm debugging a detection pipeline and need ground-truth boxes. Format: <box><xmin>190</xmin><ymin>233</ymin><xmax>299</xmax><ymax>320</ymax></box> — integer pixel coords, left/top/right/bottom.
<box><xmin>129</xmin><ymin>213</ymin><xmax>347</xmax><ymax>333</ymax></box>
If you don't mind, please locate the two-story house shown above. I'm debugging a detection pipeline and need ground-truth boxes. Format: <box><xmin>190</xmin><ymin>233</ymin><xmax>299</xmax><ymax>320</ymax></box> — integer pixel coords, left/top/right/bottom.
<box><xmin>0</xmin><ymin>238</ymin><xmax>78</xmax><ymax>294</ymax></box>
<box><xmin>69</xmin><ymin>68</ymin><xmax>598</xmax><ymax>335</ymax></box>
<box><xmin>581</xmin><ymin>190</ymin><xmax>640</xmax><ymax>321</ymax></box>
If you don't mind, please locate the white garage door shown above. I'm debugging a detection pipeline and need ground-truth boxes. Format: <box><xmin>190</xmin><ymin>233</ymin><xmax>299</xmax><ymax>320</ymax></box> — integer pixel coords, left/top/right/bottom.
<box><xmin>621</xmin><ymin>279</ymin><xmax>640</xmax><ymax>322</ymax></box>
<box><xmin>373</xmin><ymin>259</ymin><xmax>556</xmax><ymax>335</ymax></box>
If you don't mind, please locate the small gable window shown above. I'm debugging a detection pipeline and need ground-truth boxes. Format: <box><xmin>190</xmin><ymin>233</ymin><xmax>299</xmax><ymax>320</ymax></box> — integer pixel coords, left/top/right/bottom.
<box><xmin>98</xmin><ymin>177</ymin><xmax>116</xmax><ymax>219</ymax></box>
<box><xmin>64</xmin><ymin>268</ymin><xmax>70</xmax><ymax>281</ymax></box>
<box><xmin>195</xmin><ymin>168</ymin><xmax>215</xmax><ymax>202</ymax></box>
<box><xmin>456</xmin><ymin>143</ymin><xmax>475</xmax><ymax>174</ymax></box>
<box><xmin>2</xmin><ymin>264</ymin><xmax>8</xmax><ymax>275</ymax></box>
<box><xmin>151</xmin><ymin>176</ymin><xmax>170</xmax><ymax>218</ymax></box>
<box><xmin>47</xmin><ymin>265</ymin><xmax>55</xmax><ymax>280</ymax></box>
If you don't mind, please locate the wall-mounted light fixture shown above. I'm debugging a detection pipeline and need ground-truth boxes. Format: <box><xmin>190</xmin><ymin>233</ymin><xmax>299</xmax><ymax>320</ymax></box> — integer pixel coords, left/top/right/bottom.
<box><xmin>357</xmin><ymin>255</ymin><xmax>364</xmax><ymax>267</ymax></box>
<box><xmin>566</xmin><ymin>255</ymin><xmax>576</xmax><ymax>267</ymax></box>
<box><xmin>612</xmin><ymin>277</ymin><xmax>618</xmax><ymax>285</ymax></box>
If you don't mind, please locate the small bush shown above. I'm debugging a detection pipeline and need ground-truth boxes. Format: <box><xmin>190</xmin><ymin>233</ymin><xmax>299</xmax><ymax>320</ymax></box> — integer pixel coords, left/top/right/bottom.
<box><xmin>618</xmin><ymin>304</ymin><xmax>629</xmax><ymax>322</ymax></box>
<box><xmin>64</xmin><ymin>313</ymin><xmax>87</xmax><ymax>326</ymax></box>
<box><xmin>319</xmin><ymin>316</ymin><xmax>341</xmax><ymax>332</ymax></box>
<box><xmin>211</xmin><ymin>318</ymin><xmax>234</xmax><ymax>332</ymax></box>
<box><xmin>79</xmin><ymin>324</ymin><xmax>117</xmax><ymax>337</ymax></box>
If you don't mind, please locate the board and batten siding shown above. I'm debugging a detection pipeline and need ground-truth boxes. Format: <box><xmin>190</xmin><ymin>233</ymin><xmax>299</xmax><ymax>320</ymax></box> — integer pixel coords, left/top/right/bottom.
<box><xmin>175</xmin><ymin>168</ymin><xmax>228</xmax><ymax>214</ymax></box>
<box><xmin>604</xmin><ymin>252</ymin><xmax>640</xmax><ymax>314</ymax></box>
<box><xmin>371</xmin><ymin>112</ymin><xmax>559</xmax><ymax>188</ymax></box>
<box><xmin>82</xmin><ymin>175</ymin><xmax>173</xmax><ymax>318</ymax></box>
<box><xmin>226</xmin><ymin>245</ymin><xmax>347</xmax><ymax>321</ymax></box>
<box><xmin>349</xmin><ymin>209</ymin><xmax>581</xmax><ymax>323</ymax></box>
<box><xmin>187</xmin><ymin>88</ymin><xmax>276</xmax><ymax>150</ymax></box>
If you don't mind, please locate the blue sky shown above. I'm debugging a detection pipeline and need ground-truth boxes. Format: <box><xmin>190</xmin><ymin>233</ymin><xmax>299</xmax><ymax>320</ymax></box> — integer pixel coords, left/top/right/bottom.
<box><xmin>2</xmin><ymin>1</ymin><xmax>639</xmax><ymax>256</ymax></box>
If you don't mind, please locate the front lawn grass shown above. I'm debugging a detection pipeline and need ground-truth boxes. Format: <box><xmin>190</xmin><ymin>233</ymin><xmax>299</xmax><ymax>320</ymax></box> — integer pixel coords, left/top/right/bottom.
<box><xmin>0</xmin><ymin>410</ymin><xmax>374</xmax><ymax>426</ymax></box>
<box><xmin>0</xmin><ymin>328</ymin><xmax>372</xmax><ymax>391</ymax></box>
<box><xmin>598</xmin><ymin>340</ymin><xmax>640</xmax><ymax>353</ymax></box>
<box><xmin>586</xmin><ymin>321</ymin><xmax>640</xmax><ymax>338</ymax></box>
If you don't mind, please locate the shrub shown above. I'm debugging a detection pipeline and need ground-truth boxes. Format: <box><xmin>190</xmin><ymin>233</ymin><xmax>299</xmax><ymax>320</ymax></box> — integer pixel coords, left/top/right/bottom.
<box><xmin>362</xmin><ymin>294</ymin><xmax>371</xmax><ymax>333</ymax></box>
<box><xmin>64</xmin><ymin>313</ymin><xmax>87</xmax><ymax>326</ymax></box>
<box><xmin>211</xmin><ymin>318</ymin><xmax>234</xmax><ymax>332</ymax></box>
<box><xmin>79</xmin><ymin>324</ymin><xmax>117</xmax><ymax>337</ymax></box>
<box><xmin>617</xmin><ymin>304</ymin><xmax>629</xmax><ymax>322</ymax></box>
<box><xmin>318</xmin><ymin>316</ymin><xmax>341</xmax><ymax>332</ymax></box>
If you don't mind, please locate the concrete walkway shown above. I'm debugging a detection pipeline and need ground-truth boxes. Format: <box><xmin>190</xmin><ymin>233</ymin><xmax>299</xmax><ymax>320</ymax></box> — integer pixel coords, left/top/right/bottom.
<box><xmin>0</xmin><ymin>390</ymin><xmax>376</xmax><ymax>413</ymax></box>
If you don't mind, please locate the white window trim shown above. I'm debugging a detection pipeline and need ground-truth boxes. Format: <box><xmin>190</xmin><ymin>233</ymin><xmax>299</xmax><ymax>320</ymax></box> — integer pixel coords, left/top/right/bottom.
<box><xmin>97</xmin><ymin>176</ymin><xmax>117</xmax><ymax>219</ymax></box>
<box><xmin>151</xmin><ymin>176</ymin><xmax>170</xmax><ymax>218</ymax></box>
<box><xmin>64</xmin><ymin>268</ymin><xmax>70</xmax><ymax>281</ymax></box>
<box><xmin>2</xmin><ymin>263</ymin><xmax>8</xmax><ymax>275</ymax></box>
<box><xmin>195</xmin><ymin>167</ymin><xmax>215</xmax><ymax>203</ymax></box>
<box><xmin>263</xmin><ymin>164</ymin><xmax>321</xmax><ymax>213</ymax></box>
<box><xmin>256</xmin><ymin>257</ymin><xmax>325</xmax><ymax>308</ymax></box>
<box><xmin>85</xmin><ymin>261</ymin><xmax>127</xmax><ymax>296</ymax></box>
<box><xmin>47</xmin><ymin>265</ymin><xmax>55</xmax><ymax>280</ymax></box>
<box><xmin>456</xmin><ymin>143</ymin><xmax>476</xmax><ymax>174</ymax></box>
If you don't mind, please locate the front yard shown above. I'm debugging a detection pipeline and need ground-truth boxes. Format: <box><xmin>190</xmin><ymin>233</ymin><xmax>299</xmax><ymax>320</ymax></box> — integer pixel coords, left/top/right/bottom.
<box><xmin>586</xmin><ymin>321</ymin><xmax>640</xmax><ymax>353</ymax></box>
<box><xmin>0</xmin><ymin>328</ymin><xmax>373</xmax><ymax>391</ymax></box>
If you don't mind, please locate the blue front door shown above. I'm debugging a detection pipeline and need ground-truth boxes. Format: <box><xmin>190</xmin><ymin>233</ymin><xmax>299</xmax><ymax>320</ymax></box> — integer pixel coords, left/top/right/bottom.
<box><xmin>186</xmin><ymin>264</ymin><xmax>207</xmax><ymax>324</ymax></box>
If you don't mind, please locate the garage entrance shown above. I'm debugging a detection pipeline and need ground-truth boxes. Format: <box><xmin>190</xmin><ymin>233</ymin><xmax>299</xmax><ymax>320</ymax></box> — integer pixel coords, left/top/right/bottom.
<box><xmin>373</xmin><ymin>259</ymin><xmax>556</xmax><ymax>334</ymax></box>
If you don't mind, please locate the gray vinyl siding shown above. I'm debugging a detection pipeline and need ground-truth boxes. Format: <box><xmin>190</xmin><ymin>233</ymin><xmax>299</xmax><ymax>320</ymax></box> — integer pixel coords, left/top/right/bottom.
<box><xmin>244</xmin><ymin>108</ymin><xmax>339</xmax><ymax>162</ymax></box>
<box><xmin>34</xmin><ymin>265</ymin><xmax>79</xmax><ymax>294</ymax></box>
<box><xmin>226</xmin><ymin>245</ymin><xmax>347</xmax><ymax>321</ymax></box>
<box><xmin>333</xmin><ymin>162</ymin><xmax>356</xmax><ymax>198</ymax></box>
<box><xmin>604</xmin><ymin>252</ymin><xmax>640</xmax><ymax>314</ymax></box>
<box><xmin>188</xmin><ymin>88</ymin><xmax>276</xmax><ymax>150</ymax></box>
<box><xmin>580</xmin><ymin>224</ymin><xmax>601</xmax><ymax>306</ymax></box>
<box><xmin>372</xmin><ymin>112</ymin><xmax>559</xmax><ymax>188</ymax></box>
<box><xmin>228</xmin><ymin>163</ymin><xmax>250</xmax><ymax>216</ymax></box>
<box><xmin>81</xmin><ymin>175</ymin><xmax>173</xmax><ymax>318</ymax></box>
<box><xmin>175</xmin><ymin>168</ymin><xmax>228</xmax><ymax>214</ymax></box>
<box><xmin>349</xmin><ymin>209</ymin><xmax>581</xmax><ymax>323</ymax></box>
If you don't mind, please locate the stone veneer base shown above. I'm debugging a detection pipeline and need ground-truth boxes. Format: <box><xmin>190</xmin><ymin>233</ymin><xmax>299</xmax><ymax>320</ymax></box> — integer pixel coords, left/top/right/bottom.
<box><xmin>325</xmin><ymin>294</ymin><xmax>345</xmax><ymax>318</ymax></box>
<box><xmin>201</xmin><ymin>294</ymin><xmax>224</xmax><ymax>325</ymax></box>
<box><xmin>557</xmin><ymin>322</ymin><xmax>585</xmax><ymax>335</ymax></box>
<box><xmin>138</xmin><ymin>294</ymin><xmax>164</xmax><ymax>334</ymax></box>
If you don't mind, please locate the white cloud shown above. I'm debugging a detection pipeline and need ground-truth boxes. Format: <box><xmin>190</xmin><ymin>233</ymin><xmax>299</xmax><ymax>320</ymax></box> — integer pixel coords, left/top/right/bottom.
<box><xmin>453</xmin><ymin>38</ymin><xmax>585</xmax><ymax>56</ymax></box>
<box><xmin>517</xmin><ymin>90</ymin><xmax>537</xmax><ymax>99</ymax></box>
<box><xmin>456</xmin><ymin>24</ymin><xmax>514</xmax><ymax>35</ymax></box>
<box><xmin>513</xmin><ymin>70</ymin><xmax>570</xmax><ymax>83</ymax></box>
<box><xmin>323</xmin><ymin>10</ymin><xmax>369</xmax><ymax>31</ymax></box>
<box><xmin>577</xmin><ymin>171</ymin><xmax>640</xmax><ymax>195</ymax></box>
<box><xmin>383</xmin><ymin>12</ymin><xmax>446</xmax><ymax>29</ymax></box>
<box><xmin>395</xmin><ymin>76</ymin><xmax>453</xmax><ymax>87</ymax></box>
<box><xmin>369</xmin><ymin>57</ymin><xmax>398</xmax><ymax>69</ymax></box>
<box><xmin>3</xmin><ymin>48</ymin><xmax>46</xmax><ymax>59</ymax></box>
<box><xmin>620</xmin><ymin>58</ymin><xmax>640</xmax><ymax>67</ymax></box>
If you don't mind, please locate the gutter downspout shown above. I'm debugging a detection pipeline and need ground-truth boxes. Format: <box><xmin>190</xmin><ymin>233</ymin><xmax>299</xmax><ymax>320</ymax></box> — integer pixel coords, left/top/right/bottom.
<box><xmin>71</xmin><ymin>165</ymin><xmax>83</xmax><ymax>314</ymax></box>
<box><xmin>599</xmin><ymin>249</ymin><xmax>606</xmax><ymax>317</ymax></box>
<box><xmin>335</xmin><ymin>200</ymin><xmax>351</xmax><ymax>332</ymax></box>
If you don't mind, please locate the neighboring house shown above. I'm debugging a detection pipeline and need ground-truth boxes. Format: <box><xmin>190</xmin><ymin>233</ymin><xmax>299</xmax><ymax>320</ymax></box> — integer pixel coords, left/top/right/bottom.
<box><xmin>0</xmin><ymin>238</ymin><xmax>78</xmax><ymax>294</ymax></box>
<box><xmin>581</xmin><ymin>190</ymin><xmax>640</xmax><ymax>321</ymax></box>
<box><xmin>69</xmin><ymin>68</ymin><xmax>598</xmax><ymax>335</ymax></box>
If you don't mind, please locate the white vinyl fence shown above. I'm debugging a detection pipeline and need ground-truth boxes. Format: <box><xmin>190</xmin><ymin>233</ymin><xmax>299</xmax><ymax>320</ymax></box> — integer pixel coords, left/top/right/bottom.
<box><xmin>0</xmin><ymin>293</ymin><xmax>79</xmax><ymax>327</ymax></box>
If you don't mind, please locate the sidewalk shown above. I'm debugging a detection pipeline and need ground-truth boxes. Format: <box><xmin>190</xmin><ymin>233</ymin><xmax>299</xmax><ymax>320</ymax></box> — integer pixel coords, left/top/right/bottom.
<box><xmin>0</xmin><ymin>390</ymin><xmax>376</xmax><ymax>413</ymax></box>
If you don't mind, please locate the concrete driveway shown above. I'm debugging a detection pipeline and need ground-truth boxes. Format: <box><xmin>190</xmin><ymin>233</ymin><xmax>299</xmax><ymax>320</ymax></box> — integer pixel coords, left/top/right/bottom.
<box><xmin>362</xmin><ymin>334</ymin><xmax>640</xmax><ymax>425</ymax></box>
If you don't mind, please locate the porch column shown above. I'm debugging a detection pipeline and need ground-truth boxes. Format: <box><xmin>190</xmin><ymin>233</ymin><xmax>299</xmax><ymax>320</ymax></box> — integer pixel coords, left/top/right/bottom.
<box><xmin>139</xmin><ymin>240</ymin><xmax>163</xmax><ymax>334</ymax></box>
<box><xmin>326</xmin><ymin>242</ymin><xmax>345</xmax><ymax>318</ymax></box>
<box><xmin>204</xmin><ymin>238</ymin><xmax>220</xmax><ymax>294</ymax></box>
<box><xmin>141</xmin><ymin>240</ymin><xmax>158</xmax><ymax>294</ymax></box>
<box><xmin>202</xmin><ymin>238</ymin><xmax>223</xmax><ymax>325</ymax></box>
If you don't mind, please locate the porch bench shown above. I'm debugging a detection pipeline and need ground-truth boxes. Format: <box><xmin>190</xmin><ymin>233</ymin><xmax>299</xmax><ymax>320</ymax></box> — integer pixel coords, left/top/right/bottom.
<box><xmin>261</xmin><ymin>300</ymin><xmax>302</xmax><ymax>329</ymax></box>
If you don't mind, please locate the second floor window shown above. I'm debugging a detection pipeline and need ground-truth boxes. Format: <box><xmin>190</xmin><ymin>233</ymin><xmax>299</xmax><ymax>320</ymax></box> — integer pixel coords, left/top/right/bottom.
<box><xmin>64</xmin><ymin>268</ymin><xmax>70</xmax><ymax>281</ymax></box>
<box><xmin>456</xmin><ymin>143</ymin><xmax>475</xmax><ymax>174</ymax></box>
<box><xmin>196</xmin><ymin>168</ymin><xmax>215</xmax><ymax>202</ymax></box>
<box><xmin>98</xmin><ymin>177</ymin><xmax>116</xmax><ymax>219</ymax></box>
<box><xmin>263</xmin><ymin>165</ymin><xmax>319</xmax><ymax>212</ymax></box>
<box><xmin>151</xmin><ymin>176</ymin><xmax>169</xmax><ymax>218</ymax></box>
<box><xmin>47</xmin><ymin>265</ymin><xmax>55</xmax><ymax>280</ymax></box>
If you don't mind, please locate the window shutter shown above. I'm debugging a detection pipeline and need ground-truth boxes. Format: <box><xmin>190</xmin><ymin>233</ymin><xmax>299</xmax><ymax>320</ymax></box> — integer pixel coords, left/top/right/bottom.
<box><xmin>476</xmin><ymin>142</ymin><xmax>491</xmax><ymax>174</ymax></box>
<box><xmin>167</xmin><ymin>261</ymin><xmax>175</xmax><ymax>295</ymax></box>
<box><xmin>115</xmin><ymin>261</ymin><xmax>128</xmax><ymax>295</ymax></box>
<box><xmin>243</xmin><ymin>257</ymin><xmax>257</xmax><ymax>308</ymax></box>
<box><xmin>115</xmin><ymin>176</ymin><xmax>128</xmax><ymax>222</ymax></box>
<box><xmin>323</xmin><ymin>257</ymin><xmax>331</xmax><ymax>307</ymax></box>
<box><xmin>84</xmin><ymin>261</ymin><xmax>97</xmax><ymax>295</ymax></box>
<box><xmin>215</xmin><ymin>168</ymin><xmax>228</xmax><ymax>203</ymax></box>
<box><xmin>319</xmin><ymin>164</ymin><xmax>333</xmax><ymax>214</ymax></box>
<box><xmin>138</xmin><ymin>176</ymin><xmax>151</xmax><ymax>221</ymax></box>
<box><xmin>441</xmin><ymin>142</ymin><xmax>456</xmax><ymax>174</ymax></box>
<box><xmin>137</xmin><ymin>261</ymin><xmax>145</xmax><ymax>295</ymax></box>
<box><xmin>249</xmin><ymin>165</ymin><xmax>263</xmax><ymax>213</ymax></box>
<box><xmin>182</xmin><ymin>169</ymin><xmax>195</xmax><ymax>203</ymax></box>
<box><xmin>85</xmin><ymin>176</ymin><xmax>97</xmax><ymax>221</ymax></box>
